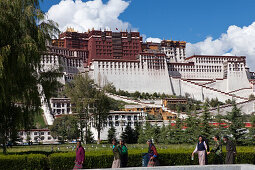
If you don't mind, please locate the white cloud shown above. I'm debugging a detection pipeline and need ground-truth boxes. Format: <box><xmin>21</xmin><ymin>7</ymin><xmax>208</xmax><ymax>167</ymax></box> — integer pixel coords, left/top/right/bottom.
<box><xmin>45</xmin><ymin>0</ymin><xmax>131</xmax><ymax>32</ymax></box>
<box><xmin>146</xmin><ymin>37</ymin><xmax>162</xmax><ymax>43</ymax></box>
<box><xmin>187</xmin><ymin>22</ymin><xmax>255</xmax><ymax>70</ymax></box>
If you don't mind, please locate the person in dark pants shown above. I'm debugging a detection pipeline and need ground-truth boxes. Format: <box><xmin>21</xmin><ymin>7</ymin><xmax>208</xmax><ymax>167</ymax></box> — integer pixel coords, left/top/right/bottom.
<box><xmin>223</xmin><ymin>136</ymin><xmax>236</xmax><ymax>164</ymax></box>
<box><xmin>207</xmin><ymin>135</ymin><xmax>223</xmax><ymax>164</ymax></box>
<box><xmin>119</xmin><ymin>139</ymin><xmax>128</xmax><ymax>167</ymax></box>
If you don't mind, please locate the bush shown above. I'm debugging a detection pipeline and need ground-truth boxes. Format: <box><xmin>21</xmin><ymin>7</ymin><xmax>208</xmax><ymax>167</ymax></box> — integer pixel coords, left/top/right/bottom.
<box><xmin>0</xmin><ymin>154</ymin><xmax>48</xmax><ymax>170</ymax></box>
<box><xmin>0</xmin><ymin>149</ymin><xmax>255</xmax><ymax>169</ymax></box>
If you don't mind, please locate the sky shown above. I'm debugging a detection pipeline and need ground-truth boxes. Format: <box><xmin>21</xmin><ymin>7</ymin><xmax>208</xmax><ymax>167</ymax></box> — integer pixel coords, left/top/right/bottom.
<box><xmin>40</xmin><ymin>0</ymin><xmax>255</xmax><ymax>70</ymax></box>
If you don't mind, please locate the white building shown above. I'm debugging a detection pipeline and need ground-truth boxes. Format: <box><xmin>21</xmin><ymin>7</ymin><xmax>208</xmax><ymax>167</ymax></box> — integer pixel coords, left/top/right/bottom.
<box><xmin>18</xmin><ymin>129</ymin><xmax>58</xmax><ymax>144</ymax></box>
<box><xmin>90</xmin><ymin>110</ymin><xmax>147</xmax><ymax>140</ymax></box>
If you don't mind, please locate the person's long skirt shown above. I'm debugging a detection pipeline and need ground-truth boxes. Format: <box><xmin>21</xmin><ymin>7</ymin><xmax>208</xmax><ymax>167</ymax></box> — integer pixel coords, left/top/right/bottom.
<box><xmin>197</xmin><ymin>151</ymin><xmax>206</xmax><ymax>165</ymax></box>
<box><xmin>112</xmin><ymin>159</ymin><xmax>121</xmax><ymax>168</ymax></box>
<box><xmin>73</xmin><ymin>162</ymin><xmax>83</xmax><ymax>169</ymax></box>
<box><xmin>225</xmin><ymin>151</ymin><xmax>235</xmax><ymax>164</ymax></box>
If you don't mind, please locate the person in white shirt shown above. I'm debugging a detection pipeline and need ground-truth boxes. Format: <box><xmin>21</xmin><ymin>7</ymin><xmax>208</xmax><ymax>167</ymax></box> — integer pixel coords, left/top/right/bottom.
<box><xmin>192</xmin><ymin>135</ymin><xmax>207</xmax><ymax>165</ymax></box>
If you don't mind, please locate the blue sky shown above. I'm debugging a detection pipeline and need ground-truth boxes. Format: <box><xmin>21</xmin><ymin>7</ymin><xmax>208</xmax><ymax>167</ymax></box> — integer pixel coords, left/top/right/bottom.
<box><xmin>40</xmin><ymin>0</ymin><xmax>255</xmax><ymax>69</ymax></box>
<box><xmin>40</xmin><ymin>0</ymin><xmax>255</xmax><ymax>43</ymax></box>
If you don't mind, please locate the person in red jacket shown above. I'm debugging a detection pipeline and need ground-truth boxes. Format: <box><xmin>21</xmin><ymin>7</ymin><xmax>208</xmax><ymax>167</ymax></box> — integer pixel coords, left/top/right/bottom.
<box><xmin>147</xmin><ymin>139</ymin><xmax>158</xmax><ymax>167</ymax></box>
<box><xmin>74</xmin><ymin>141</ymin><xmax>85</xmax><ymax>169</ymax></box>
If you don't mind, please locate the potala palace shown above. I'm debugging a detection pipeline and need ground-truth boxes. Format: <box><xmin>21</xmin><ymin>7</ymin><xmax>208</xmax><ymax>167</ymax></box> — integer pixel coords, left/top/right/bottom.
<box><xmin>39</xmin><ymin>28</ymin><xmax>255</xmax><ymax>140</ymax></box>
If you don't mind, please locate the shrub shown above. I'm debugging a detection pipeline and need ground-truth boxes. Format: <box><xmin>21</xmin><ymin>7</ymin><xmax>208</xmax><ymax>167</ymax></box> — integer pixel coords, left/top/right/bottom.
<box><xmin>0</xmin><ymin>154</ymin><xmax>47</xmax><ymax>170</ymax></box>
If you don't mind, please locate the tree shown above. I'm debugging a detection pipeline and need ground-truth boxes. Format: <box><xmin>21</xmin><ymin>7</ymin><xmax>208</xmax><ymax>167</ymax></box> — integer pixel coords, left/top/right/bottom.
<box><xmin>50</xmin><ymin>115</ymin><xmax>79</xmax><ymax>142</ymax></box>
<box><xmin>184</xmin><ymin>111</ymin><xmax>201</xmax><ymax>144</ymax></box>
<box><xmin>92</xmin><ymin>90</ymin><xmax>111</xmax><ymax>144</ymax></box>
<box><xmin>226</xmin><ymin>102</ymin><xmax>246</xmax><ymax>144</ymax></box>
<box><xmin>249</xmin><ymin>94</ymin><xmax>255</xmax><ymax>100</ymax></box>
<box><xmin>107</xmin><ymin>126</ymin><xmax>116</xmax><ymax>143</ymax></box>
<box><xmin>0</xmin><ymin>0</ymin><xmax>59</xmax><ymax>154</ymax></box>
<box><xmin>200</xmin><ymin>102</ymin><xmax>212</xmax><ymax>139</ymax></box>
<box><xmin>246</xmin><ymin>114</ymin><xmax>255</xmax><ymax>145</ymax></box>
<box><xmin>64</xmin><ymin>74</ymin><xmax>96</xmax><ymax>143</ymax></box>
<box><xmin>120</xmin><ymin>125</ymin><xmax>135</xmax><ymax>144</ymax></box>
<box><xmin>86</xmin><ymin>128</ymin><xmax>94</xmax><ymax>144</ymax></box>
<box><xmin>133</xmin><ymin>123</ymin><xmax>141</xmax><ymax>143</ymax></box>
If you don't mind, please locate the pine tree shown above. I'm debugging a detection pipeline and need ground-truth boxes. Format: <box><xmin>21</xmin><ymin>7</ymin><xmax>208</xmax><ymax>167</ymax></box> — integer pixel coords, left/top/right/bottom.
<box><xmin>133</xmin><ymin>123</ymin><xmax>141</xmax><ymax>143</ymax></box>
<box><xmin>201</xmin><ymin>102</ymin><xmax>212</xmax><ymax>139</ymax></box>
<box><xmin>107</xmin><ymin>126</ymin><xmax>116</xmax><ymax>143</ymax></box>
<box><xmin>120</xmin><ymin>125</ymin><xmax>134</xmax><ymax>143</ymax></box>
<box><xmin>158</xmin><ymin>124</ymin><xmax>168</xmax><ymax>144</ymax></box>
<box><xmin>184</xmin><ymin>111</ymin><xmax>201</xmax><ymax>144</ymax></box>
<box><xmin>226</xmin><ymin>102</ymin><xmax>246</xmax><ymax>144</ymax></box>
<box><xmin>152</xmin><ymin>124</ymin><xmax>161</xmax><ymax>143</ymax></box>
<box><xmin>247</xmin><ymin>114</ymin><xmax>255</xmax><ymax>145</ymax></box>
<box><xmin>86</xmin><ymin>128</ymin><xmax>94</xmax><ymax>144</ymax></box>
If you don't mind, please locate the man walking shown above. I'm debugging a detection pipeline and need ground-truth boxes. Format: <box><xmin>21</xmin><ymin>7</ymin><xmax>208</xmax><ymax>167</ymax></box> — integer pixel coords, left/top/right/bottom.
<box><xmin>223</xmin><ymin>136</ymin><xmax>236</xmax><ymax>164</ymax></box>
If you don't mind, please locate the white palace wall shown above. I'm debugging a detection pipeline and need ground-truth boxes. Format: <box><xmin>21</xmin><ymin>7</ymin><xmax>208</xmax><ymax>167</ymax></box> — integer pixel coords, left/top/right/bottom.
<box><xmin>90</xmin><ymin>60</ymin><xmax>173</xmax><ymax>94</ymax></box>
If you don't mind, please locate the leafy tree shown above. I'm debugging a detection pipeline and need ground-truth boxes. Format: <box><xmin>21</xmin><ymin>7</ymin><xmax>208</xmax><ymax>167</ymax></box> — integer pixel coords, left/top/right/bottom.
<box><xmin>92</xmin><ymin>90</ymin><xmax>111</xmax><ymax>144</ymax></box>
<box><xmin>226</xmin><ymin>102</ymin><xmax>246</xmax><ymax>144</ymax></box>
<box><xmin>50</xmin><ymin>115</ymin><xmax>79</xmax><ymax>142</ymax></box>
<box><xmin>107</xmin><ymin>126</ymin><xmax>116</xmax><ymax>143</ymax></box>
<box><xmin>0</xmin><ymin>0</ymin><xmax>59</xmax><ymax>154</ymax></box>
<box><xmin>120</xmin><ymin>125</ymin><xmax>135</xmax><ymax>143</ymax></box>
<box><xmin>64</xmin><ymin>74</ymin><xmax>96</xmax><ymax>143</ymax></box>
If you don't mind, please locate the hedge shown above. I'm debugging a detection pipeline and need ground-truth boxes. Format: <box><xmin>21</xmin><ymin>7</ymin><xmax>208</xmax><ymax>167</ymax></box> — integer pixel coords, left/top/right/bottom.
<box><xmin>0</xmin><ymin>151</ymin><xmax>255</xmax><ymax>169</ymax></box>
<box><xmin>0</xmin><ymin>154</ymin><xmax>48</xmax><ymax>170</ymax></box>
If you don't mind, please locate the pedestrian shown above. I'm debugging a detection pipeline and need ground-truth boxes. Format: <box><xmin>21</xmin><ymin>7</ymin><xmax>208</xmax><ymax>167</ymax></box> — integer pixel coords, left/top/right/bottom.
<box><xmin>147</xmin><ymin>139</ymin><xmax>159</xmax><ymax>167</ymax></box>
<box><xmin>207</xmin><ymin>135</ymin><xmax>223</xmax><ymax>164</ymax></box>
<box><xmin>112</xmin><ymin>138</ymin><xmax>121</xmax><ymax>168</ymax></box>
<box><xmin>119</xmin><ymin>139</ymin><xmax>128</xmax><ymax>167</ymax></box>
<box><xmin>223</xmin><ymin>136</ymin><xmax>236</xmax><ymax>164</ymax></box>
<box><xmin>192</xmin><ymin>135</ymin><xmax>207</xmax><ymax>165</ymax></box>
<box><xmin>73</xmin><ymin>141</ymin><xmax>85</xmax><ymax>169</ymax></box>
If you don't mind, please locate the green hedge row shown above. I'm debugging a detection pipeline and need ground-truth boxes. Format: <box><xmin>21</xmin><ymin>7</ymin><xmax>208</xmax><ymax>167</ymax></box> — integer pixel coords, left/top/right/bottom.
<box><xmin>0</xmin><ymin>154</ymin><xmax>48</xmax><ymax>170</ymax></box>
<box><xmin>1</xmin><ymin>152</ymin><xmax>255</xmax><ymax>169</ymax></box>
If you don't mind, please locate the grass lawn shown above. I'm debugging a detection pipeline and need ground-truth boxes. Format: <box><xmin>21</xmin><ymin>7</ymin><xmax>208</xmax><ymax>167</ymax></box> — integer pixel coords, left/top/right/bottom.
<box><xmin>1</xmin><ymin>143</ymin><xmax>254</xmax><ymax>155</ymax></box>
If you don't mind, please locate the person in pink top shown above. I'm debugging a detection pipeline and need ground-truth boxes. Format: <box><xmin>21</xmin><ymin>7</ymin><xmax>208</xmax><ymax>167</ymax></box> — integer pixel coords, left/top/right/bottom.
<box><xmin>74</xmin><ymin>141</ymin><xmax>85</xmax><ymax>169</ymax></box>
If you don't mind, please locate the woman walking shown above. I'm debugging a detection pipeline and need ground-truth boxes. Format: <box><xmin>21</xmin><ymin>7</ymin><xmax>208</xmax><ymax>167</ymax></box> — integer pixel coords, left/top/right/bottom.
<box><xmin>73</xmin><ymin>141</ymin><xmax>85</xmax><ymax>169</ymax></box>
<box><xmin>119</xmin><ymin>139</ymin><xmax>128</xmax><ymax>167</ymax></box>
<box><xmin>147</xmin><ymin>139</ymin><xmax>158</xmax><ymax>167</ymax></box>
<box><xmin>192</xmin><ymin>136</ymin><xmax>207</xmax><ymax>165</ymax></box>
<box><xmin>112</xmin><ymin>138</ymin><xmax>121</xmax><ymax>168</ymax></box>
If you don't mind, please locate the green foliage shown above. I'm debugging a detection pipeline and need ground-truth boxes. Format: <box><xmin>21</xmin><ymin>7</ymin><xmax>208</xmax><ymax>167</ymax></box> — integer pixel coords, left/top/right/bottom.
<box><xmin>184</xmin><ymin>112</ymin><xmax>201</xmax><ymax>144</ymax></box>
<box><xmin>0</xmin><ymin>154</ymin><xmax>48</xmax><ymax>170</ymax></box>
<box><xmin>0</xmin><ymin>0</ymin><xmax>60</xmax><ymax>154</ymax></box>
<box><xmin>107</xmin><ymin>126</ymin><xmax>116</xmax><ymax>143</ymax></box>
<box><xmin>226</xmin><ymin>102</ymin><xmax>246</xmax><ymax>144</ymax></box>
<box><xmin>33</xmin><ymin>109</ymin><xmax>47</xmax><ymax>129</ymax></box>
<box><xmin>200</xmin><ymin>102</ymin><xmax>212</xmax><ymax>139</ymax></box>
<box><xmin>86</xmin><ymin>128</ymin><xmax>95</xmax><ymax>144</ymax></box>
<box><xmin>120</xmin><ymin>125</ymin><xmax>135</xmax><ymax>144</ymax></box>
<box><xmin>50</xmin><ymin>115</ymin><xmax>79</xmax><ymax>142</ymax></box>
